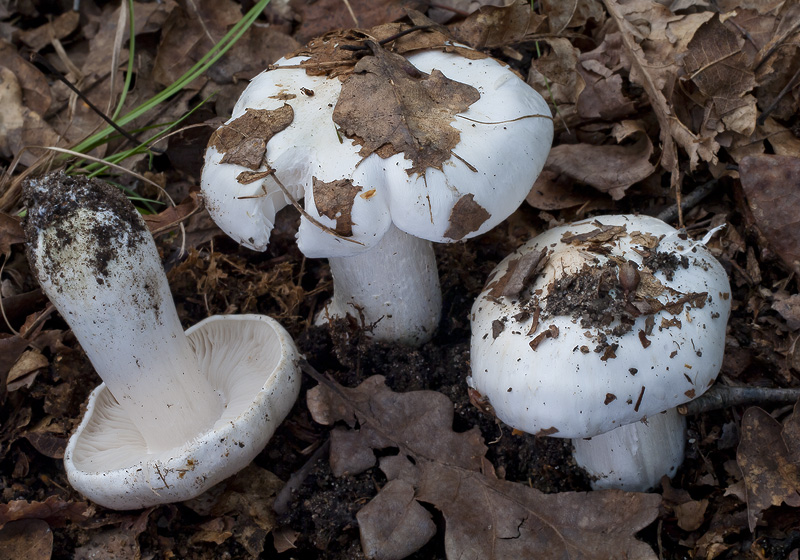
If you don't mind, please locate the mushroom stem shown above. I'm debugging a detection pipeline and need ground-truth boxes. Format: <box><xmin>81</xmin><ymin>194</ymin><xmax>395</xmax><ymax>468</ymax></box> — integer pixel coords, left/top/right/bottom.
<box><xmin>317</xmin><ymin>224</ymin><xmax>442</xmax><ymax>345</ymax></box>
<box><xmin>25</xmin><ymin>175</ymin><xmax>222</xmax><ymax>452</ymax></box>
<box><xmin>571</xmin><ymin>407</ymin><xmax>687</xmax><ymax>492</ymax></box>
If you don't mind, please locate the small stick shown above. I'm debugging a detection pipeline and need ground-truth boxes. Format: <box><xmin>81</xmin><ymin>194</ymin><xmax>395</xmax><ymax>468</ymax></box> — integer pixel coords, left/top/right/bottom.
<box><xmin>338</xmin><ymin>26</ymin><xmax>433</xmax><ymax>52</ymax></box>
<box><xmin>757</xmin><ymin>65</ymin><xmax>800</xmax><ymax>126</ymax></box>
<box><xmin>656</xmin><ymin>179</ymin><xmax>718</xmax><ymax>224</ymax></box>
<box><xmin>677</xmin><ymin>384</ymin><xmax>800</xmax><ymax>415</ymax></box>
<box><xmin>28</xmin><ymin>52</ymin><xmax>163</xmax><ymax>154</ymax></box>
<box><xmin>273</xmin><ymin>438</ymin><xmax>331</xmax><ymax>515</ymax></box>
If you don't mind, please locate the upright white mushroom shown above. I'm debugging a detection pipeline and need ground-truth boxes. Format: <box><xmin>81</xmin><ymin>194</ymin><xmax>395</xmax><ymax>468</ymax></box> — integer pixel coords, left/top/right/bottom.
<box><xmin>201</xmin><ymin>27</ymin><xmax>553</xmax><ymax>345</ymax></box>
<box><xmin>469</xmin><ymin>215</ymin><xmax>731</xmax><ymax>491</ymax></box>
<box><xmin>24</xmin><ymin>173</ymin><xmax>301</xmax><ymax>509</ymax></box>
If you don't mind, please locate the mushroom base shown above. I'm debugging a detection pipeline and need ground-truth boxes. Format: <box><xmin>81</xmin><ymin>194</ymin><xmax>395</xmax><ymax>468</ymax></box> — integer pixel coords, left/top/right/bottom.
<box><xmin>64</xmin><ymin>314</ymin><xmax>300</xmax><ymax>510</ymax></box>
<box><xmin>571</xmin><ymin>407</ymin><xmax>687</xmax><ymax>492</ymax></box>
<box><xmin>317</xmin><ymin>224</ymin><xmax>442</xmax><ymax>346</ymax></box>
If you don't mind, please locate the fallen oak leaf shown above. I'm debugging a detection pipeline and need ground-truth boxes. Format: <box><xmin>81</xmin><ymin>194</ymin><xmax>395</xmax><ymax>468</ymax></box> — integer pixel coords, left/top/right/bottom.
<box><xmin>207</xmin><ymin>104</ymin><xmax>294</xmax><ymax>170</ymax></box>
<box><xmin>739</xmin><ymin>154</ymin><xmax>800</xmax><ymax>276</ymax></box>
<box><xmin>535</xmin><ymin>120</ymin><xmax>656</xmax><ymax>200</ymax></box>
<box><xmin>737</xmin><ymin>406</ymin><xmax>800</xmax><ymax>532</ymax></box>
<box><xmin>142</xmin><ymin>192</ymin><xmax>203</xmax><ymax>236</ymax></box>
<box><xmin>312</xmin><ymin>178</ymin><xmax>362</xmax><ymax>237</ymax></box>
<box><xmin>0</xmin><ymin>496</ymin><xmax>94</xmax><ymax>529</ymax></box>
<box><xmin>603</xmin><ymin>0</ymin><xmax>718</xmax><ymax>192</ymax></box>
<box><xmin>0</xmin><ymin>519</ymin><xmax>53</xmax><ymax>560</ymax></box>
<box><xmin>307</xmin><ymin>371</ymin><xmax>661</xmax><ymax>559</ymax></box>
<box><xmin>332</xmin><ymin>40</ymin><xmax>481</xmax><ymax>176</ymax></box>
<box><xmin>448</xmin><ymin>0</ymin><xmax>547</xmax><ymax>49</ymax></box>
<box><xmin>0</xmin><ymin>212</ymin><xmax>25</xmax><ymax>256</ymax></box>
<box><xmin>681</xmin><ymin>15</ymin><xmax>757</xmax><ymax>136</ymax></box>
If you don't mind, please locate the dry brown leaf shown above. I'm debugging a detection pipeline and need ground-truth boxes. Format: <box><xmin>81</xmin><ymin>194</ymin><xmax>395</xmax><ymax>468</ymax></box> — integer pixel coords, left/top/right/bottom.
<box><xmin>541</xmin><ymin>0</ymin><xmax>605</xmax><ymax>33</ymax></box>
<box><xmin>308</xmin><ymin>375</ymin><xmax>661</xmax><ymax>559</ymax></box>
<box><xmin>207</xmin><ymin>25</ymin><xmax>301</xmax><ymax>85</ymax></box>
<box><xmin>737</xmin><ymin>406</ymin><xmax>800</xmax><ymax>531</ymax></box>
<box><xmin>527</xmin><ymin>38</ymin><xmax>584</xmax><ymax>124</ymax></box>
<box><xmin>772</xmin><ymin>293</ymin><xmax>800</xmax><ymax>331</ymax></box>
<box><xmin>535</xmin><ymin>120</ymin><xmax>656</xmax><ymax>199</ymax></box>
<box><xmin>0</xmin><ymin>335</ymin><xmax>29</xmax><ymax>405</ymax></box>
<box><xmin>673</xmin><ymin>499</ymin><xmax>709</xmax><ymax>531</ymax></box>
<box><xmin>754</xmin><ymin>3</ymin><xmax>800</xmax><ymax>80</ymax></box>
<box><xmin>0</xmin><ymin>496</ymin><xmax>93</xmax><ymax>529</ymax></box>
<box><xmin>443</xmin><ymin>194</ymin><xmax>490</xmax><ymax>240</ymax></box>
<box><xmin>604</xmin><ymin>0</ymin><xmax>717</xmax><ymax>185</ymax></box>
<box><xmin>208</xmin><ymin>104</ymin><xmax>294</xmax><ymax>170</ymax></box>
<box><xmin>0</xmin><ymin>39</ymin><xmax>52</xmax><ymax>115</ymax></box>
<box><xmin>682</xmin><ymin>16</ymin><xmax>757</xmax><ymax>136</ymax></box>
<box><xmin>141</xmin><ymin>192</ymin><xmax>203</xmax><ymax>236</ymax></box>
<box><xmin>526</xmin><ymin>169</ymin><xmax>598</xmax><ymax>210</ymax></box>
<box><xmin>0</xmin><ymin>519</ymin><xmax>52</xmax><ymax>560</ymax></box>
<box><xmin>272</xmin><ymin>526</ymin><xmax>299</xmax><ymax>553</ymax></box>
<box><xmin>188</xmin><ymin>516</ymin><xmax>235</xmax><ymax>545</ymax></box>
<box><xmin>0</xmin><ymin>212</ymin><xmax>24</xmax><ymax>256</ymax></box>
<box><xmin>312</xmin><ymin>178</ymin><xmax>362</xmax><ymax>237</ymax></box>
<box><xmin>151</xmin><ymin>0</ymin><xmax>235</xmax><ymax>87</ymax></box>
<box><xmin>83</xmin><ymin>1</ymin><xmax>175</xmax><ymax>77</ymax></box>
<box><xmin>333</xmin><ymin>41</ymin><xmax>480</xmax><ymax>177</ymax></box>
<box><xmin>357</xmin><ymin>479</ymin><xmax>437</xmax><ymax>560</ymax></box>
<box><xmin>294</xmin><ymin>0</ymin><xmax>425</xmax><ymax>44</ymax></box>
<box><xmin>486</xmin><ymin>247</ymin><xmax>547</xmax><ymax>298</ymax></box>
<box><xmin>73</xmin><ymin>509</ymin><xmax>151</xmax><ymax>560</ymax></box>
<box><xmin>7</xmin><ymin>348</ymin><xmax>47</xmax><ymax>390</ymax></box>
<box><xmin>0</xmin><ymin>66</ymin><xmax>59</xmax><ymax>167</ymax></box>
<box><xmin>448</xmin><ymin>0</ymin><xmax>546</xmax><ymax>49</ymax></box>
<box><xmin>739</xmin><ymin>155</ymin><xmax>800</xmax><ymax>275</ymax></box>
<box><xmin>18</xmin><ymin>10</ymin><xmax>80</xmax><ymax>51</ymax></box>
<box><xmin>729</xmin><ymin>9</ymin><xmax>778</xmax><ymax>64</ymax></box>
<box><xmin>577</xmin><ymin>33</ymin><xmax>636</xmax><ymax>121</ymax></box>
<box><xmin>184</xmin><ymin>464</ymin><xmax>284</xmax><ymax>557</ymax></box>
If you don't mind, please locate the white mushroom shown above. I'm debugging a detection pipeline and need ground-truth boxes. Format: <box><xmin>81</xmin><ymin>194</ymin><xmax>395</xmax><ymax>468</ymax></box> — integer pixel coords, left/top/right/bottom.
<box><xmin>469</xmin><ymin>215</ymin><xmax>731</xmax><ymax>491</ymax></box>
<box><xmin>201</xmin><ymin>30</ymin><xmax>553</xmax><ymax>345</ymax></box>
<box><xmin>24</xmin><ymin>173</ymin><xmax>300</xmax><ymax>509</ymax></box>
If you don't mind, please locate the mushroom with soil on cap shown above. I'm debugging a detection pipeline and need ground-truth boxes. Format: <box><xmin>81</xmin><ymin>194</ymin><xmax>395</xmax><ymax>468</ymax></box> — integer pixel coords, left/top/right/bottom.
<box><xmin>24</xmin><ymin>172</ymin><xmax>301</xmax><ymax>510</ymax></box>
<box><xmin>200</xmin><ymin>26</ymin><xmax>553</xmax><ymax>345</ymax></box>
<box><xmin>468</xmin><ymin>214</ymin><xmax>731</xmax><ymax>491</ymax></box>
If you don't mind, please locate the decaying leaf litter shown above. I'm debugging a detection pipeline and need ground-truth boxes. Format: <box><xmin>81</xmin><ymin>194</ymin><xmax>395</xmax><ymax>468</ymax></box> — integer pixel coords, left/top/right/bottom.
<box><xmin>0</xmin><ymin>0</ymin><xmax>799</xmax><ymax>558</ymax></box>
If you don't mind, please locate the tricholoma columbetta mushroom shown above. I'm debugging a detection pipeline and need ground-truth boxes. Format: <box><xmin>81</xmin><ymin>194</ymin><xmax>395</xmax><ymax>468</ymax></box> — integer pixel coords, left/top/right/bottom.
<box><xmin>469</xmin><ymin>215</ymin><xmax>731</xmax><ymax>491</ymax></box>
<box><xmin>24</xmin><ymin>173</ymin><xmax>301</xmax><ymax>509</ymax></box>
<box><xmin>200</xmin><ymin>25</ymin><xmax>553</xmax><ymax>345</ymax></box>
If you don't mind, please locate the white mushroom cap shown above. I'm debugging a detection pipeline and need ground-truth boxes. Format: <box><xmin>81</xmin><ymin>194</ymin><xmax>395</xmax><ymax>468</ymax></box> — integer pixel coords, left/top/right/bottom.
<box><xmin>201</xmin><ymin>46</ymin><xmax>553</xmax><ymax>258</ymax></box>
<box><xmin>469</xmin><ymin>214</ymin><xmax>731</xmax><ymax>439</ymax></box>
<box><xmin>24</xmin><ymin>173</ymin><xmax>301</xmax><ymax>509</ymax></box>
<box><xmin>63</xmin><ymin>314</ymin><xmax>300</xmax><ymax>510</ymax></box>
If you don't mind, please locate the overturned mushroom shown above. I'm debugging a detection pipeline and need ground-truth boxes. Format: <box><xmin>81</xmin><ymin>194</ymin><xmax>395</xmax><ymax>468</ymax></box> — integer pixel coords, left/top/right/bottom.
<box><xmin>24</xmin><ymin>173</ymin><xmax>300</xmax><ymax>509</ymax></box>
<box><xmin>469</xmin><ymin>215</ymin><xmax>731</xmax><ymax>491</ymax></box>
<box><xmin>201</xmin><ymin>27</ymin><xmax>553</xmax><ymax>345</ymax></box>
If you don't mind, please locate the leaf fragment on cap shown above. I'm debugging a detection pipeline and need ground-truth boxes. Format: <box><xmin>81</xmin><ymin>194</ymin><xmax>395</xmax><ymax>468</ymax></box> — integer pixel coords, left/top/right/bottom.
<box><xmin>210</xmin><ymin>104</ymin><xmax>294</xmax><ymax>170</ymax></box>
<box><xmin>312</xmin><ymin>178</ymin><xmax>362</xmax><ymax>236</ymax></box>
<box><xmin>443</xmin><ymin>194</ymin><xmax>490</xmax><ymax>240</ymax></box>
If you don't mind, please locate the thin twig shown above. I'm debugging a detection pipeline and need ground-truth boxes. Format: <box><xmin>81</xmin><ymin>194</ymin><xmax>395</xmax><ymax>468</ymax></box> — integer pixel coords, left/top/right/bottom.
<box><xmin>338</xmin><ymin>26</ymin><xmax>433</xmax><ymax>51</ymax></box>
<box><xmin>273</xmin><ymin>438</ymin><xmax>331</xmax><ymax>515</ymax></box>
<box><xmin>756</xmin><ymin>65</ymin><xmax>800</xmax><ymax>126</ymax></box>
<box><xmin>656</xmin><ymin>179</ymin><xmax>718</xmax><ymax>224</ymax></box>
<box><xmin>754</xmin><ymin>19</ymin><xmax>800</xmax><ymax>73</ymax></box>
<box><xmin>264</xmin><ymin>171</ymin><xmax>364</xmax><ymax>246</ymax></box>
<box><xmin>678</xmin><ymin>384</ymin><xmax>800</xmax><ymax>415</ymax></box>
<box><xmin>341</xmin><ymin>0</ymin><xmax>359</xmax><ymax>26</ymax></box>
<box><xmin>28</xmin><ymin>52</ymin><xmax>150</xmax><ymax>151</ymax></box>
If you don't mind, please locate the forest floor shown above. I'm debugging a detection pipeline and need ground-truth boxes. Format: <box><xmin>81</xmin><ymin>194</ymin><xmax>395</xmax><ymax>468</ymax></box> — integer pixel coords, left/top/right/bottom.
<box><xmin>1</xmin><ymin>0</ymin><xmax>800</xmax><ymax>558</ymax></box>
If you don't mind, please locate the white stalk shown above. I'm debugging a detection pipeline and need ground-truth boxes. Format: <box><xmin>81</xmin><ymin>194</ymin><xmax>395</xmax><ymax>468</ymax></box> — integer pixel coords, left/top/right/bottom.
<box><xmin>572</xmin><ymin>407</ymin><xmax>687</xmax><ymax>492</ymax></box>
<box><xmin>25</xmin><ymin>176</ymin><xmax>222</xmax><ymax>452</ymax></box>
<box><xmin>317</xmin><ymin>224</ymin><xmax>442</xmax><ymax>345</ymax></box>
